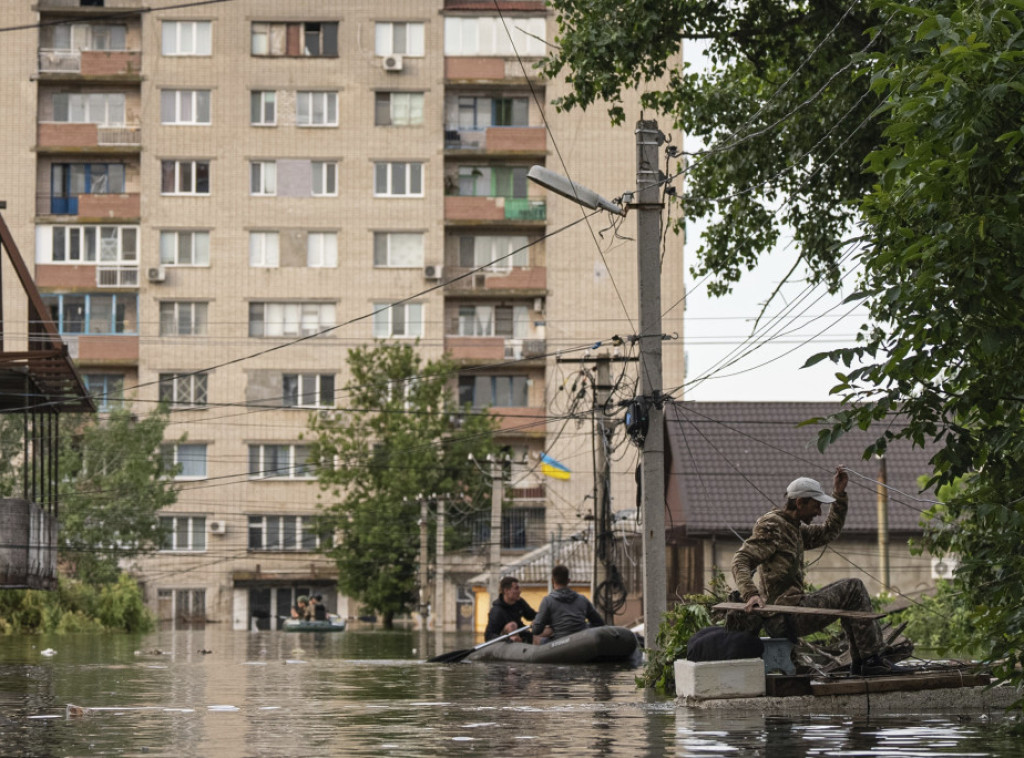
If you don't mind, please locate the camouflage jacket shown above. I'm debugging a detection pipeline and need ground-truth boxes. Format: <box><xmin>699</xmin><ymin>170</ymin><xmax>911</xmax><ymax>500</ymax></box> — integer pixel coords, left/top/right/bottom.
<box><xmin>731</xmin><ymin>492</ymin><xmax>848</xmax><ymax>605</ymax></box>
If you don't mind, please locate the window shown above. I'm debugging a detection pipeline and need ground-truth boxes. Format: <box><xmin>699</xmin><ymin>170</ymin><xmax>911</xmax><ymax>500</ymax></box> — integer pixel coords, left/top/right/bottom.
<box><xmin>51</xmin><ymin>163</ymin><xmax>125</xmax><ymax>197</ymax></box>
<box><xmin>248</xmin><ymin>444</ymin><xmax>314</xmax><ymax>480</ymax></box>
<box><xmin>46</xmin><ymin>225</ymin><xmax>137</xmax><ymax>263</ymax></box>
<box><xmin>83</xmin><ymin>374</ymin><xmax>124</xmax><ymax>412</ymax></box>
<box><xmin>250</xmin><ymin>161</ymin><xmax>277</xmax><ymax>196</ymax></box>
<box><xmin>283</xmin><ymin>373</ymin><xmax>335</xmax><ymax>408</ymax></box>
<box><xmin>251</xmin><ymin>22</ymin><xmax>338</xmax><ymax>57</ymax></box>
<box><xmin>161</xmin><ymin>444</ymin><xmax>208</xmax><ymax>480</ymax></box>
<box><xmin>52</xmin><ymin>93</ymin><xmax>125</xmax><ymax>125</ymax></box>
<box><xmin>296</xmin><ymin>91</ymin><xmax>337</xmax><ymax>126</ymax></box>
<box><xmin>375</xmin><ymin>92</ymin><xmax>424</xmax><ymax>126</ymax></box>
<box><xmin>159</xmin><ymin>515</ymin><xmax>206</xmax><ymax>551</ymax></box>
<box><xmin>248</xmin><ymin>515</ymin><xmax>323</xmax><ymax>551</ymax></box>
<box><xmin>50</xmin><ymin>23</ymin><xmax>126</xmax><ymax>52</ymax></box>
<box><xmin>158</xmin><ymin>588</ymin><xmax>207</xmax><ymax>622</ymax></box>
<box><xmin>457</xmin><ymin>166</ymin><xmax>528</xmax><ymax>197</ymax></box>
<box><xmin>373</xmin><ymin>232</ymin><xmax>424</xmax><ymax>267</ymax></box>
<box><xmin>161</xmin><ymin>160</ymin><xmax>210</xmax><ymax>195</ymax></box>
<box><xmin>306</xmin><ymin>232</ymin><xmax>337</xmax><ymax>268</ymax></box>
<box><xmin>159</xmin><ymin>372</ymin><xmax>208</xmax><ymax>408</ymax></box>
<box><xmin>444</xmin><ymin>16</ymin><xmax>546</xmax><ymax>56</ymax></box>
<box><xmin>373</xmin><ymin>302</ymin><xmax>424</xmax><ymax>339</ymax></box>
<box><xmin>457</xmin><ymin>304</ymin><xmax>528</xmax><ymax>337</ymax></box>
<box><xmin>159</xmin><ymin>301</ymin><xmax>208</xmax><ymax>336</ymax></box>
<box><xmin>454</xmin><ymin>96</ymin><xmax>528</xmax><ymax>129</ymax></box>
<box><xmin>458</xmin><ymin>375</ymin><xmax>529</xmax><ymax>407</ymax></box>
<box><xmin>160</xmin><ymin>90</ymin><xmax>211</xmax><ymax>125</ymax></box>
<box><xmin>43</xmin><ymin>293</ymin><xmax>137</xmax><ymax>335</ymax></box>
<box><xmin>159</xmin><ymin>230</ymin><xmax>210</xmax><ymax>266</ymax></box>
<box><xmin>251</xmin><ymin>91</ymin><xmax>276</xmax><ymax>126</ymax></box>
<box><xmin>162</xmin><ymin>21</ymin><xmax>212</xmax><ymax>56</ymax></box>
<box><xmin>375</xmin><ymin>22</ymin><xmax>425</xmax><ymax>56</ymax></box>
<box><xmin>373</xmin><ymin>162</ymin><xmax>423</xmax><ymax>197</ymax></box>
<box><xmin>311</xmin><ymin>162</ymin><xmax>337</xmax><ymax>196</ymax></box>
<box><xmin>459</xmin><ymin>234</ymin><xmax>529</xmax><ymax>270</ymax></box>
<box><xmin>249</xmin><ymin>232</ymin><xmax>279</xmax><ymax>268</ymax></box>
<box><xmin>502</xmin><ymin>507</ymin><xmax>545</xmax><ymax>550</ymax></box>
<box><xmin>249</xmin><ymin>302</ymin><xmax>335</xmax><ymax>337</ymax></box>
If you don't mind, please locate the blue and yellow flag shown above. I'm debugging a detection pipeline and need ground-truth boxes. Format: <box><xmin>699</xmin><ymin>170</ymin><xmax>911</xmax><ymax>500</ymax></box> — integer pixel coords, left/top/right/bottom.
<box><xmin>540</xmin><ymin>453</ymin><xmax>571</xmax><ymax>481</ymax></box>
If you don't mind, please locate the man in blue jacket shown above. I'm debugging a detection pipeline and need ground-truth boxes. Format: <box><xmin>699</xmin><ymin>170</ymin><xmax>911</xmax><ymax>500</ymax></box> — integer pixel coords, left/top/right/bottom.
<box><xmin>532</xmin><ymin>565</ymin><xmax>604</xmax><ymax>642</ymax></box>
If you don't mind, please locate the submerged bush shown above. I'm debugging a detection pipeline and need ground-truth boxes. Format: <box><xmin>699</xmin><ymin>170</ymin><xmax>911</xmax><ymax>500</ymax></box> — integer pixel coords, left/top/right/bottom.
<box><xmin>636</xmin><ymin>595</ymin><xmax>715</xmax><ymax>694</ymax></box>
<box><xmin>0</xmin><ymin>574</ymin><xmax>153</xmax><ymax>634</ymax></box>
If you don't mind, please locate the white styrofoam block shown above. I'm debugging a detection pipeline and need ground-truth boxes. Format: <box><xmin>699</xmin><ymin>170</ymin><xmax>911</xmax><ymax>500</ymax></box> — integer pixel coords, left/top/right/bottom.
<box><xmin>675</xmin><ymin>658</ymin><xmax>766</xmax><ymax>700</ymax></box>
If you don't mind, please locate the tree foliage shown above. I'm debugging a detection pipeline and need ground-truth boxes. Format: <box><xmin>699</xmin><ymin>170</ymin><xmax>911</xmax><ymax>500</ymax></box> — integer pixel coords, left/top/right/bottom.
<box><xmin>308</xmin><ymin>343</ymin><xmax>497</xmax><ymax>628</ymax></box>
<box><xmin>545</xmin><ymin>0</ymin><xmax>1024</xmax><ymax>696</ymax></box>
<box><xmin>59</xmin><ymin>407</ymin><xmax>179</xmax><ymax>583</ymax></box>
<box><xmin>0</xmin><ymin>573</ymin><xmax>153</xmax><ymax>634</ymax></box>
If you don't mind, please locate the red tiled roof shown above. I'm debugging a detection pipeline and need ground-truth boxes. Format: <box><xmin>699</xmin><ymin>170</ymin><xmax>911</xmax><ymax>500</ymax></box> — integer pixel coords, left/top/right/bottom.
<box><xmin>665</xmin><ymin>401</ymin><xmax>938</xmax><ymax>536</ymax></box>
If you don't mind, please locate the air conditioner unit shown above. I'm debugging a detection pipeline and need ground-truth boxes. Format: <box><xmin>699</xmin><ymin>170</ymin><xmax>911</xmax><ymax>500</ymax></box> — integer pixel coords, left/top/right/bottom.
<box><xmin>931</xmin><ymin>555</ymin><xmax>957</xmax><ymax>580</ymax></box>
<box><xmin>147</xmin><ymin>266</ymin><xmax>166</xmax><ymax>283</ymax></box>
<box><xmin>382</xmin><ymin>54</ymin><xmax>403</xmax><ymax>72</ymax></box>
<box><xmin>317</xmin><ymin>409</ymin><xmax>333</xmax><ymax>422</ymax></box>
<box><xmin>208</xmin><ymin>520</ymin><xmax>227</xmax><ymax>535</ymax></box>
<box><xmin>424</xmin><ymin>264</ymin><xmax>443</xmax><ymax>280</ymax></box>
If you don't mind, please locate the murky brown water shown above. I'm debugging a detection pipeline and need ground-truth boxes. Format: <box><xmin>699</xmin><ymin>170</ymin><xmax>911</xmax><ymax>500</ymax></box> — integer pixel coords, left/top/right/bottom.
<box><xmin>0</xmin><ymin>626</ymin><xmax>1019</xmax><ymax>757</ymax></box>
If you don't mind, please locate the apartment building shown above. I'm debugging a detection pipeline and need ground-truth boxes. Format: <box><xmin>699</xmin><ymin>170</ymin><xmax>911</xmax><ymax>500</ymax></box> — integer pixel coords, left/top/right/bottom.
<box><xmin>0</xmin><ymin>0</ymin><xmax>684</xmax><ymax>630</ymax></box>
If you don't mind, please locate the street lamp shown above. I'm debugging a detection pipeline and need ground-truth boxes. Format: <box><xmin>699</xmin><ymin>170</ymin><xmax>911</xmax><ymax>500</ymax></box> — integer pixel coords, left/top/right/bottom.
<box><xmin>528</xmin><ymin>120</ymin><xmax>667</xmax><ymax>647</ymax></box>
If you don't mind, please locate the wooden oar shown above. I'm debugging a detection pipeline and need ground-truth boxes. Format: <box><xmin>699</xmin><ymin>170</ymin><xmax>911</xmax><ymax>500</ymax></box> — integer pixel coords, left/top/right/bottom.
<box><xmin>427</xmin><ymin>625</ymin><xmax>531</xmax><ymax>663</ymax></box>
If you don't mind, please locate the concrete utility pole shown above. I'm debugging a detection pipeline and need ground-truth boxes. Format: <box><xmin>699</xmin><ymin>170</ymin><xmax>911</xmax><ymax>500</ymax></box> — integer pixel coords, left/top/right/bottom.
<box><xmin>635</xmin><ymin>119</ymin><xmax>667</xmax><ymax>646</ymax></box>
<box><xmin>593</xmin><ymin>352</ymin><xmax>614</xmax><ymax>623</ymax></box>
<box><xmin>488</xmin><ymin>457</ymin><xmax>504</xmax><ymax>601</ymax></box>
<box><xmin>418</xmin><ymin>497</ymin><xmax>429</xmax><ymax>626</ymax></box>
<box><xmin>434</xmin><ymin>498</ymin><xmax>446</xmax><ymax>630</ymax></box>
<box><xmin>877</xmin><ymin>456</ymin><xmax>890</xmax><ymax>591</ymax></box>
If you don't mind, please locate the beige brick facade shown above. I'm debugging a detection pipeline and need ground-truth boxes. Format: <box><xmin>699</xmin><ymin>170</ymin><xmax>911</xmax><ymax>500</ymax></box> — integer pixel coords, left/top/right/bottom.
<box><xmin>2</xmin><ymin>1</ymin><xmax>684</xmax><ymax>631</ymax></box>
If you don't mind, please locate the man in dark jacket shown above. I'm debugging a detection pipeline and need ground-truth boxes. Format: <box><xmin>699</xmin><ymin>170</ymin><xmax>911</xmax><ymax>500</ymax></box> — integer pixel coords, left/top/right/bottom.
<box><xmin>531</xmin><ymin>565</ymin><xmax>604</xmax><ymax>642</ymax></box>
<box><xmin>484</xmin><ymin>576</ymin><xmax>536</xmax><ymax>642</ymax></box>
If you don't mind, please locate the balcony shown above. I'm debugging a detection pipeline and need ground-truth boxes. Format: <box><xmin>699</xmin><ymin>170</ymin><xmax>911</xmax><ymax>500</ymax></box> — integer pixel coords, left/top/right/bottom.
<box><xmin>443</xmin><ymin>266</ymin><xmax>546</xmax><ymax>295</ymax></box>
<box><xmin>445</xmin><ymin>56</ymin><xmax>545</xmax><ymax>83</ymax></box>
<box><xmin>444</xmin><ymin>196</ymin><xmax>545</xmax><ymax>223</ymax></box>
<box><xmin>37</xmin><ymin>123</ymin><xmax>141</xmax><ymax>152</ymax></box>
<box><xmin>96</xmin><ymin>265</ymin><xmax>138</xmax><ymax>287</ymax></box>
<box><xmin>38</xmin><ymin>49</ymin><xmax>142</xmax><ymax>78</ymax></box>
<box><xmin>445</xmin><ymin>334</ymin><xmax>546</xmax><ymax>363</ymax></box>
<box><xmin>444</xmin><ymin>126</ymin><xmax>546</xmax><ymax>154</ymax></box>
<box><xmin>38</xmin><ymin>193</ymin><xmax>140</xmax><ymax>219</ymax></box>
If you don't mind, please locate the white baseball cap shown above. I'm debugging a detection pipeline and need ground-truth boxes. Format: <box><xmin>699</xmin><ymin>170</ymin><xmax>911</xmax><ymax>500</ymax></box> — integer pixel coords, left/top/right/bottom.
<box><xmin>786</xmin><ymin>477</ymin><xmax>835</xmax><ymax>503</ymax></box>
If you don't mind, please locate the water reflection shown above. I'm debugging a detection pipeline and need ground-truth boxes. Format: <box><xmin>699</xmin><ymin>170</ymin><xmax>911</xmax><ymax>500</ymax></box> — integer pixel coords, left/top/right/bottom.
<box><xmin>0</xmin><ymin>627</ymin><xmax>1018</xmax><ymax>757</ymax></box>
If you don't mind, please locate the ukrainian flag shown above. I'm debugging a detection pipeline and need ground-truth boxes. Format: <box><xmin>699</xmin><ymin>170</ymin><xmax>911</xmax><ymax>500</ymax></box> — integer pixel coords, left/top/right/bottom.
<box><xmin>540</xmin><ymin>453</ymin><xmax>571</xmax><ymax>481</ymax></box>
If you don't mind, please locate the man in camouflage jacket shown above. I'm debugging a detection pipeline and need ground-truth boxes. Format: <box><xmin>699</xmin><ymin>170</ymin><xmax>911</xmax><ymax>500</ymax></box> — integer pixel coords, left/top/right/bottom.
<box><xmin>731</xmin><ymin>467</ymin><xmax>896</xmax><ymax>675</ymax></box>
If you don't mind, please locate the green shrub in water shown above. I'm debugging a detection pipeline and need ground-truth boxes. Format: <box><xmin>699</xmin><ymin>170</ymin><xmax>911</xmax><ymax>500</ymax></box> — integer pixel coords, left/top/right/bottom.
<box><xmin>635</xmin><ymin>595</ymin><xmax>715</xmax><ymax>694</ymax></box>
<box><xmin>0</xmin><ymin>574</ymin><xmax>153</xmax><ymax>634</ymax></box>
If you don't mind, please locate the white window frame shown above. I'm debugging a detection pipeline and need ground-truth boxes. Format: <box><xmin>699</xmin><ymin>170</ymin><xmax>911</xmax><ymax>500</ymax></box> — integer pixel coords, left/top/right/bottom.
<box><xmin>311</xmin><ymin>161</ymin><xmax>337</xmax><ymax>196</ymax></box>
<box><xmin>83</xmin><ymin>373</ymin><xmax>124</xmax><ymax>412</ymax></box>
<box><xmin>45</xmin><ymin>225</ymin><xmax>138</xmax><ymax>264</ymax></box>
<box><xmin>460</xmin><ymin>234</ymin><xmax>529</xmax><ymax>271</ymax></box>
<box><xmin>247</xmin><ymin>515</ymin><xmax>323</xmax><ymax>551</ymax></box>
<box><xmin>250</xmin><ymin>161</ymin><xmax>277</xmax><ymax>196</ymax></box>
<box><xmin>306</xmin><ymin>232</ymin><xmax>338</xmax><ymax>268</ymax></box>
<box><xmin>161</xmin><ymin>444</ymin><xmax>208</xmax><ymax>480</ymax></box>
<box><xmin>159</xmin><ymin>230</ymin><xmax>210</xmax><ymax>266</ymax></box>
<box><xmin>373</xmin><ymin>162</ymin><xmax>423</xmax><ymax>197</ymax></box>
<box><xmin>52</xmin><ymin>92</ymin><xmax>125</xmax><ymax>126</ymax></box>
<box><xmin>375</xmin><ymin>92</ymin><xmax>424</xmax><ymax>126</ymax></box>
<box><xmin>162</xmin><ymin>20</ymin><xmax>212</xmax><ymax>56</ymax></box>
<box><xmin>159</xmin><ymin>301</ymin><xmax>209</xmax><ymax>336</ymax></box>
<box><xmin>373</xmin><ymin>232</ymin><xmax>424</xmax><ymax>268</ymax></box>
<box><xmin>296</xmin><ymin>91</ymin><xmax>338</xmax><ymax>127</ymax></box>
<box><xmin>161</xmin><ymin>160</ymin><xmax>210</xmax><ymax>195</ymax></box>
<box><xmin>249</xmin><ymin>231</ymin><xmax>280</xmax><ymax>268</ymax></box>
<box><xmin>249</xmin><ymin>302</ymin><xmax>336</xmax><ymax>338</ymax></box>
<box><xmin>251</xmin><ymin>90</ymin><xmax>276</xmax><ymax>126</ymax></box>
<box><xmin>375</xmin><ymin>22</ymin><xmax>425</xmax><ymax>57</ymax></box>
<box><xmin>248</xmin><ymin>444</ymin><xmax>315</xmax><ymax>480</ymax></box>
<box><xmin>444</xmin><ymin>16</ymin><xmax>547</xmax><ymax>57</ymax></box>
<box><xmin>159</xmin><ymin>372</ymin><xmax>209</xmax><ymax>408</ymax></box>
<box><xmin>373</xmin><ymin>302</ymin><xmax>424</xmax><ymax>339</ymax></box>
<box><xmin>160</xmin><ymin>89</ymin><xmax>211</xmax><ymax>125</ymax></box>
<box><xmin>159</xmin><ymin>515</ymin><xmax>206</xmax><ymax>552</ymax></box>
<box><xmin>283</xmin><ymin>373</ymin><xmax>335</xmax><ymax>409</ymax></box>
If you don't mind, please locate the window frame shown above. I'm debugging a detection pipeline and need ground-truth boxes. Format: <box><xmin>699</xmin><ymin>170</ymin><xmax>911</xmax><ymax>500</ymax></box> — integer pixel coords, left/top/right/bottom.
<box><xmin>161</xmin><ymin>443</ymin><xmax>208</xmax><ymax>480</ymax></box>
<box><xmin>374</xmin><ymin>92</ymin><xmax>425</xmax><ymax>127</ymax></box>
<box><xmin>374</xmin><ymin>21</ymin><xmax>425</xmax><ymax>57</ymax></box>
<box><xmin>159</xmin><ymin>230</ymin><xmax>210</xmax><ymax>266</ymax></box>
<box><xmin>43</xmin><ymin>292</ymin><xmax>138</xmax><ymax>335</ymax></box>
<box><xmin>249</xmin><ymin>231</ymin><xmax>280</xmax><ymax>268</ymax></box>
<box><xmin>159</xmin><ymin>515</ymin><xmax>207</xmax><ymax>552</ymax></box>
<box><xmin>247</xmin><ymin>444</ymin><xmax>315</xmax><ymax>480</ymax></box>
<box><xmin>52</xmin><ymin>92</ymin><xmax>125</xmax><ymax>126</ymax></box>
<box><xmin>306</xmin><ymin>232</ymin><xmax>338</xmax><ymax>268</ymax></box>
<box><xmin>82</xmin><ymin>373</ymin><xmax>124</xmax><ymax>412</ymax></box>
<box><xmin>373</xmin><ymin>162</ymin><xmax>424</xmax><ymax>197</ymax></box>
<box><xmin>247</xmin><ymin>514</ymin><xmax>323</xmax><ymax>551</ymax></box>
<box><xmin>458</xmin><ymin>374</ymin><xmax>530</xmax><ymax>408</ymax></box>
<box><xmin>161</xmin><ymin>20</ymin><xmax>212</xmax><ymax>56</ymax></box>
<box><xmin>282</xmin><ymin>373</ymin><xmax>336</xmax><ymax>409</ymax></box>
<box><xmin>48</xmin><ymin>224</ymin><xmax>137</xmax><ymax>264</ymax></box>
<box><xmin>372</xmin><ymin>302</ymin><xmax>424</xmax><ymax>339</ymax></box>
<box><xmin>250</xmin><ymin>161</ymin><xmax>277</xmax><ymax>196</ymax></box>
<box><xmin>160</xmin><ymin>89</ymin><xmax>211</xmax><ymax>125</ymax></box>
<box><xmin>248</xmin><ymin>302</ymin><xmax>336</xmax><ymax>338</ymax></box>
<box><xmin>160</xmin><ymin>160</ymin><xmax>210</xmax><ymax>196</ymax></box>
<box><xmin>158</xmin><ymin>301</ymin><xmax>209</xmax><ymax>337</ymax></box>
<box><xmin>158</xmin><ymin>372</ymin><xmax>209</xmax><ymax>409</ymax></box>
<box><xmin>372</xmin><ymin>231</ymin><xmax>424</xmax><ymax>268</ymax></box>
<box><xmin>295</xmin><ymin>91</ymin><xmax>338</xmax><ymax>127</ymax></box>
<box><xmin>311</xmin><ymin>161</ymin><xmax>337</xmax><ymax>196</ymax></box>
<box><xmin>250</xmin><ymin>90</ymin><xmax>276</xmax><ymax>126</ymax></box>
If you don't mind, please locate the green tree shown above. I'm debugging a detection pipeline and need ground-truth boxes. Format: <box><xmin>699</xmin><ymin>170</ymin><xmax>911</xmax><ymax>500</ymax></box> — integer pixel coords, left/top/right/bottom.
<box><xmin>544</xmin><ymin>0</ymin><xmax>1024</xmax><ymax>697</ymax></box>
<box><xmin>308</xmin><ymin>343</ymin><xmax>497</xmax><ymax>628</ymax></box>
<box><xmin>59</xmin><ymin>407</ymin><xmax>179</xmax><ymax>583</ymax></box>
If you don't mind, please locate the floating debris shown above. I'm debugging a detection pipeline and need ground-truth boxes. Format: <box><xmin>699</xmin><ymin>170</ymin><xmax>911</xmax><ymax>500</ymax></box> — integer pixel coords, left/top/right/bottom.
<box><xmin>40</xmin><ymin>649</ymin><xmax>57</xmax><ymax>657</ymax></box>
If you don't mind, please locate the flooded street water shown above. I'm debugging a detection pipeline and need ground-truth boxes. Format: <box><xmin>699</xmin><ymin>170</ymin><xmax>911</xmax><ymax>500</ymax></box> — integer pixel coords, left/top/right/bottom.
<box><xmin>0</xmin><ymin>626</ymin><xmax>1019</xmax><ymax>757</ymax></box>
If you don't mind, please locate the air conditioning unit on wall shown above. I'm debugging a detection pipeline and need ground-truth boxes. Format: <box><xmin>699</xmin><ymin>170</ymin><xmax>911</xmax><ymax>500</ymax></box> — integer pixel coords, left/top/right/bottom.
<box><xmin>424</xmin><ymin>264</ymin><xmax>443</xmax><ymax>280</ymax></box>
<box><xmin>931</xmin><ymin>555</ymin><xmax>957</xmax><ymax>579</ymax></box>
<box><xmin>382</xmin><ymin>54</ymin><xmax>403</xmax><ymax>72</ymax></box>
<box><xmin>208</xmin><ymin>520</ymin><xmax>227</xmax><ymax>535</ymax></box>
<box><xmin>147</xmin><ymin>266</ymin><xmax>166</xmax><ymax>283</ymax></box>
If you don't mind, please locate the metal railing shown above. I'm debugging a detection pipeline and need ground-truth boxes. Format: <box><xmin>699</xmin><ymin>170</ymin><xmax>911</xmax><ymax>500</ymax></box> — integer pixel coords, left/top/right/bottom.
<box><xmin>97</xmin><ymin>126</ymin><xmax>141</xmax><ymax>146</ymax></box>
<box><xmin>97</xmin><ymin>265</ymin><xmax>138</xmax><ymax>287</ymax></box>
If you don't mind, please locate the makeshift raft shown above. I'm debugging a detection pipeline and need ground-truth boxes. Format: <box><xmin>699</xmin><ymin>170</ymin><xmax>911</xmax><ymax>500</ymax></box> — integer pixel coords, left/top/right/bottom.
<box><xmin>467</xmin><ymin>625</ymin><xmax>639</xmax><ymax>664</ymax></box>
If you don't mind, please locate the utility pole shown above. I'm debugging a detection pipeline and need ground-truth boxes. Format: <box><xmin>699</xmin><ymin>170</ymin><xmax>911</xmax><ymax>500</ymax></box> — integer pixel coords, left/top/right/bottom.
<box><xmin>488</xmin><ymin>456</ymin><xmax>504</xmax><ymax>601</ymax></box>
<box><xmin>418</xmin><ymin>496</ymin><xmax>429</xmax><ymax>627</ymax></box>
<box><xmin>635</xmin><ymin>119</ymin><xmax>667</xmax><ymax>646</ymax></box>
<box><xmin>877</xmin><ymin>455</ymin><xmax>890</xmax><ymax>591</ymax></box>
<box><xmin>593</xmin><ymin>352</ymin><xmax>615</xmax><ymax>623</ymax></box>
<box><xmin>435</xmin><ymin>498</ymin><xmax>446</xmax><ymax>631</ymax></box>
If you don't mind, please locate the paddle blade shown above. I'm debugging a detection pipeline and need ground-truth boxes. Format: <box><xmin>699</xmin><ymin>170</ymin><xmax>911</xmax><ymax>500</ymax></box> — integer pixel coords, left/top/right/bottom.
<box><xmin>427</xmin><ymin>648</ymin><xmax>472</xmax><ymax>664</ymax></box>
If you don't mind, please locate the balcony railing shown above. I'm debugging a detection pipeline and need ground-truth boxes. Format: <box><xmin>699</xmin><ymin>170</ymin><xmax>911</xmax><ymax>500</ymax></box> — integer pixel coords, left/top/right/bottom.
<box><xmin>97</xmin><ymin>265</ymin><xmax>138</xmax><ymax>287</ymax></box>
<box><xmin>504</xmin><ymin>198</ymin><xmax>546</xmax><ymax>221</ymax></box>
<box><xmin>98</xmin><ymin>126</ymin><xmax>141</xmax><ymax>146</ymax></box>
<box><xmin>38</xmin><ymin>49</ymin><xmax>81</xmax><ymax>73</ymax></box>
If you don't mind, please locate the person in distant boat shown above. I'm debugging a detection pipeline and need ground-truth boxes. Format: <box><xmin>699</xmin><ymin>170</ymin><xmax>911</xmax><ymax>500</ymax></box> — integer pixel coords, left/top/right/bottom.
<box><xmin>531</xmin><ymin>565</ymin><xmax>604</xmax><ymax>643</ymax></box>
<box><xmin>291</xmin><ymin>595</ymin><xmax>311</xmax><ymax>621</ymax></box>
<box><xmin>311</xmin><ymin>594</ymin><xmax>328</xmax><ymax>621</ymax></box>
<box><xmin>485</xmin><ymin>576</ymin><xmax>536</xmax><ymax>643</ymax></box>
<box><xmin>731</xmin><ymin>467</ymin><xmax>899</xmax><ymax>676</ymax></box>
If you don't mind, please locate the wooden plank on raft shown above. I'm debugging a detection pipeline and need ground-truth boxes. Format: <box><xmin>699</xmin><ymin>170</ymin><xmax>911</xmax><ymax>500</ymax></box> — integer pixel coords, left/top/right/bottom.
<box><xmin>712</xmin><ymin>602</ymin><xmax>886</xmax><ymax>620</ymax></box>
<box><xmin>810</xmin><ymin>671</ymin><xmax>991</xmax><ymax>696</ymax></box>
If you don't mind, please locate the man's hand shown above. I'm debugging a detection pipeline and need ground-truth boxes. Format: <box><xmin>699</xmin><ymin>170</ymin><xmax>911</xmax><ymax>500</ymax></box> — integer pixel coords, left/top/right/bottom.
<box><xmin>744</xmin><ymin>594</ymin><xmax>764</xmax><ymax>613</ymax></box>
<box><xmin>833</xmin><ymin>466</ymin><xmax>848</xmax><ymax>495</ymax></box>
<box><xmin>502</xmin><ymin>621</ymin><xmax>522</xmax><ymax>641</ymax></box>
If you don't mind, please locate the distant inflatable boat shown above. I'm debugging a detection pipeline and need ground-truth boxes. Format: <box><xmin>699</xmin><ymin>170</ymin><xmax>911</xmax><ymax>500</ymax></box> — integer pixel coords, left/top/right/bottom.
<box><xmin>282</xmin><ymin>617</ymin><xmax>347</xmax><ymax>633</ymax></box>
<box><xmin>467</xmin><ymin>626</ymin><xmax>639</xmax><ymax>664</ymax></box>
